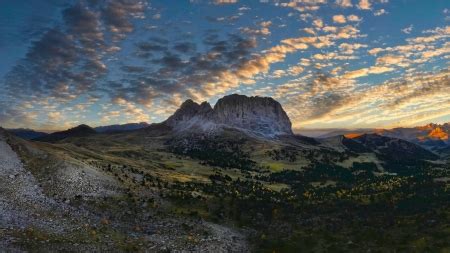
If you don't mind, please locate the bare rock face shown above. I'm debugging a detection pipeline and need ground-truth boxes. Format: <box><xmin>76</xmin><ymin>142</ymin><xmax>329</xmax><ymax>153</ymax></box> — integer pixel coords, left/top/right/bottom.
<box><xmin>165</xmin><ymin>99</ymin><xmax>215</xmax><ymax>132</ymax></box>
<box><xmin>165</xmin><ymin>94</ymin><xmax>293</xmax><ymax>137</ymax></box>
<box><xmin>214</xmin><ymin>94</ymin><xmax>293</xmax><ymax>136</ymax></box>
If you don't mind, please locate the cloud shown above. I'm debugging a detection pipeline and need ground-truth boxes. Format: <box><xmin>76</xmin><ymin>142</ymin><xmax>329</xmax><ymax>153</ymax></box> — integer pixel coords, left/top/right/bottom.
<box><xmin>213</xmin><ymin>0</ymin><xmax>238</xmax><ymax>4</ymax></box>
<box><xmin>272</xmin><ymin>65</ymin><xmax>304</xmax><ymax>78</ymax></box>
<box><xmin>304</xmin><ymin>28</ymin><xmax>316</xmax><ymax>35</ymax></box>
<box><xmin>421</xmin><ymin>45</ymin><xmax>450</xmax><ymax>59</ymax></box>
<box><xmin>48</xmin><ymin>111</ymin><xmax>62</xmax><ymax>122</ymax></box>
<box><xmin>1</xmin><ymin>0</ymin><xmax>147</xmax><ymax>128</ymax></box>
<box><xmin>173</xmin><ymin>42</ymin><xmax>197</xmax><ymax>53</ymax></box>
<box><xmin>332</xmin><ymin>15</ymin><xmax>346</xmax><ymax>24</ymax></box>
<box><xmin>1</xmin><ymin>0</ymin><xmax>448</xmax><ymax>130</ymax></box>
<box><xmin>343</xmin><ymin>66</ymin><xmax>395</xmax><ymax>79</ymax></box>
<box><xmin>347</xmin><ymin>15</ymin><xmax>362</xmax><ymax>22</ymax></box>
<box><xmin>376</xmin><ymin>54</ymin><xmax>408</xmax><ymax>66</ymax></box>
<box><xmin>279</xmin><ymin>1</ymin><xmax>326</xmax><ymax>12</ymax></box>
<box><xmin>283</xmin><ymin>68</ymin><xmax>449</xmax><ymax>128</ymax></box>
<box><xmin>334</xmin><ymin>25</ymin><xmax>362</xmax><ymax>39</ymax></box>
<box><xmin>287</xmin><ymin>65</ymin><xmax>305</xmax><ymax>76</ymax></box>
<box><xmin>103</xmin><ymin>0</ymin><xmax>146</xmax><ymax>36</ymax></box>
<box><xmin>313</xmin><ymin>19</ymin><xmax>324</xmax><ymax>28</ymax></box>
<box><xmin>339</xmin><ymin>42</ymin><xmax>367</xmax><ymax>54</ymax></box>
<box><xmin>105</xmin><ymin>32</ymin><xmax>265</xmax><ymax>107</ymax></box>
<box><xmin>368</xmin><ymin>47</ymin><xmax>383</xmax><ymax>55</ymax></box>
<box><xmin>357</xmin><ymin>0</ymin><xmax>371</xmax><ymax>10</ymax></box>
<box><xmin>4</xmin><ymin>0</ymin><xmax>146</xmax><ymax>101</ymax></box>
<box><xmin>335</xmin><ymin>0</ymin><xmax>353</xmax><ymax>8</ymax></box>
<box><xmin>240</xmin><ymin>20</ymin><xmax>272</xmax><ymax>36</ymax></box>
<box><xmin>374</xmin><ymin>9</ymin><xmax>387</xmax><ymax>16</ymax></box>
<box><xmin>401</xmin><ymin>25</ymin><xmax>414</xmax><ymax>34</ymax></box>
<box><xmin>276</xmin><ymin>73</ymin><xmax>356</xmax><ymax>126</ymax></box>
<box><xmin>272</xmin><ymin>70</ymin><xmax>286</xmax><ymax>78</ymax></box>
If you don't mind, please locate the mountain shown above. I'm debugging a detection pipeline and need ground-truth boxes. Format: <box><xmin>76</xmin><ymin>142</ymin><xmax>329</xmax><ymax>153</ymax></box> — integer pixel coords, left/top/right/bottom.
<box><xmin>375</xmin><ymin>123</ymin><xmax>450</xmax><ymax>152</ymax></box>
<box><xmin>318</xmin><ymin>128</ymin><xmax>375</xmax><ymax>138</ymax></box>
<box><xmin>1</xmin><ymin>95</ymin><xmax>449</xmax><ymax>252</ymax></box>
<box><xmin>214</xmin><ymin>94</ymin><xmax>293</xmax><ymax>136</ymax></box>
<box><xmin>7</xmin><ymin>128</ymin><xmax>49</xmax><ymax>140</ymax></box>
<box><xmin>94</xmin><ymin>122</ymin><xmax>150</xmax><ymax>133</ymax></box>
<box><xmin>344</xmin><ymin>133</ymin><xmax>439</xmax><ymax>161</ymax></box>
<box><xmin>165</xmin><ymin>94</ymin><xmax>293</xmax><ymax>137</ymax></box>
<box><xmin>319</xmin><ymin>123</ymin><xmax>450</xmax><ymax>155</ymax></box>
<box><xmin>165</xmin><ymin>99</ymin><xmax>216</xmax><ymax>131</ymax></box>
<box><xmin>34</xmin><ymin>124</ymin><xmax>97</xmax><ymax>142</ymax></box>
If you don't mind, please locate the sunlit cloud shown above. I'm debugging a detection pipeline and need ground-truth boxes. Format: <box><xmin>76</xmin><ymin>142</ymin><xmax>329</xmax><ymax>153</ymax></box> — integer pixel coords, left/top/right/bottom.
<box><xmin>357</xmin><ymin>0</ymin><xmax>371</xmax><ymax>10</ymax></box>
<box><xmin>333</xmin><ymin>15</ymin><xmax>347</xmax><ymax>23</ymax></box>
<box><xmin>0</xmin><ymin>0</ymin><xmax>448</xmax><ymax>130</ymax></box>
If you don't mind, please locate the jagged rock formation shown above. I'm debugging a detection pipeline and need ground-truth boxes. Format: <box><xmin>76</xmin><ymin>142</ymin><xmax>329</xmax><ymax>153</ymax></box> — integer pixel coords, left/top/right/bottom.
<box><xmin>165</xmin><ymin>100</ymin><xmax>215</xmax><ymax>132</ymax></box>
<box><xmin>214</xmin><ymin>94</ymin><xmax>293</xmax><ymax>136</ymax></box>
<box><xmin>165</xmin><ymin>94</ymin><xmax>293</xmax><ymax>137</ymax></box>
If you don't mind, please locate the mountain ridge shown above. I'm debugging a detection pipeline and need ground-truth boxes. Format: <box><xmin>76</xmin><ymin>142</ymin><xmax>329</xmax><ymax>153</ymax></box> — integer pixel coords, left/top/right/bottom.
<box><xmin>34</xmin><ymin>124</ymin><xmax>97</xmax><ymax>142</ymax></box>
<box><xmin>165</xmin><ymin>94</ymin><xmax>293</xmax><ymax>137</ymax></box>
<box><xmin>94</xmin><ymin>122</ymin><xmax>150</xmax><ymax>133</ymax></box>
<box><xmin>6</xmin><ymin>128</ymin><xmax>49</xmax><ymax>140</ymax></box>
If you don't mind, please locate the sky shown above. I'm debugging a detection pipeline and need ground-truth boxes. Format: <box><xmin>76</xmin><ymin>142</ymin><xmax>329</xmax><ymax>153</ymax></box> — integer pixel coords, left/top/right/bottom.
<box><xmin>0</xmin><ymin>0</ymin><xmax>449</xmax><ymax>130</ymax></box>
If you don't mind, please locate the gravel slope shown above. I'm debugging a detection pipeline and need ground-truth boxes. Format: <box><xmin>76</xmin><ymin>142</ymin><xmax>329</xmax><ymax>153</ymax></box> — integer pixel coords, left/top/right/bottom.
<box><xmin>0</xmin><ymin>131</ymin><xmax>62</xmax><ymax>230</ymax></box>
<box><xmin>0</xmin><ymin>129</ymin><xmax>250</xmax><ymax>252</ymax></box>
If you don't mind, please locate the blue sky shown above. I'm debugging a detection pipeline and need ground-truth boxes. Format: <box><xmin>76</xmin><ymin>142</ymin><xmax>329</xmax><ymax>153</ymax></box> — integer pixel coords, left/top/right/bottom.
<box><xmin>0</xmin><ymin>0</ymin><xmax>449</xmax><ymax>130</ymax></box>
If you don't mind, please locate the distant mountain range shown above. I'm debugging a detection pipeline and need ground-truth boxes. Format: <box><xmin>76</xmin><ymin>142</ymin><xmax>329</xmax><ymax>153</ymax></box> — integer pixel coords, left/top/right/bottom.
<box><xmin>94</xmin><ymin>122</ymin><xmax>150</xmax><ymax>133</ymax></box>
<box><xmin>4</xmin><ymin>94</ymin><xmax>450</xmax><ymax>158</ymax></box>
<box><xmin>15</xmin><ymin>93</ymin><xmax>441</xmax><ymax>172</ymax></box>
<box><xmin>316</xmin><ymin>123</ymin><xmax>450</xmax><ymax>155</ymax></box>
<box><xmin>6</xmin><ymin>128</ymin><xmax>49</xmax><ymax>140</ymax></box>
<box><xmin>7</xmin><ymin>122</ymin><xmax>151</xmax><ymax>141</ymax></box>
<box><xmin>33</xmin><ymin>124</ymin><xmax>97</xmax><ymax>142</ymax></box>
<box><xmin>342</xmin><ymin>133</ymin><xmax>439</xmax><ymax>162</ymax></box>
<box><xmin>1</xmin><ymin>94</ymin><xmax>448</xmax><ymax>252</ymax></box>
<box><xmin>376</xmin><ymin>123</ymin><xmax>449</xmax><ymax>145</ymax></box>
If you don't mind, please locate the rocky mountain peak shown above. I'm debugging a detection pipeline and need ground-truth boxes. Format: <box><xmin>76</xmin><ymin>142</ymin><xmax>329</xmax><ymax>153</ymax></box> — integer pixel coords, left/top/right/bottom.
<box><xmin>167</xmin><ymin>99</ymin><xmax>210</xmax><ymax>121</ymax></box>
<box><xmin>179</xmin><ymin>99</ymin><xmax>197</xmax><ymax>108</ymax></box>
<box><xmin>199</xmin><ymin>101</ymin><xmax>213</xmax><ymax>112</ymax></box>
<box><xmin>165</xmin><ymin>94</ymin><xmax>293</xmax><ymax>137</ymax></box>
<box><xmin>213</xmin><ymin>94</ymin><xmax>293</xmax><ymax>136</ymax></box>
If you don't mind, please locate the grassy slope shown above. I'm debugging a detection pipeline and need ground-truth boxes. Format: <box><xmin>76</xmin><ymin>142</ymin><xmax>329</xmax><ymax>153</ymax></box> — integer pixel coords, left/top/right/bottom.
<box><xmin>5</xmin><ymin>128</ymin><xmax>449</xmax><ymax>252</ymax></box>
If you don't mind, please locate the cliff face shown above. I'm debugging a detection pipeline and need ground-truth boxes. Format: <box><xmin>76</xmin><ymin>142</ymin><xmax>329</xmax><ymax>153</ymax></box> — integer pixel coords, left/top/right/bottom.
<box><xmin>165</xmin><ymin>94</ymin><xmax>293</xmax><ymax>137</ymax></box>
<box><xmin>213</xmin><ymin>94</ymin><xmax>293</xmax><ymax>136</ymax></box>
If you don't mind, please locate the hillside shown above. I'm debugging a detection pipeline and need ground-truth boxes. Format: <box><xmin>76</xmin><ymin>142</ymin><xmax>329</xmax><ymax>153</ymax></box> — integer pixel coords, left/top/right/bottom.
<box><xmin>34</xmin><ymin>124</ymin><xmax>97</xmax><ymax>142</ymax></box>
<box><xmin>0</xmin><ymin>95</ymin><xmax>449</xmax><ymax>252</ymax></box>
<box><xmin>6</xmin><ymin>128</ymin><xmax>49</xmax><ymax>140</ymax></box>
<box><xmin>94</xmin><ymin>122</ymin><xmax>150</xmax><ymax>133</ymax></box>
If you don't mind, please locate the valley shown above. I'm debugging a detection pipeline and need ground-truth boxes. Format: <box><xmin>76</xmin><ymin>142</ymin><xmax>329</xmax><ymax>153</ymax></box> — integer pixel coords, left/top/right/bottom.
<box><xmin>1</xmin><ymin>95</ymin><xmax>449</xmax><ymax>252</ymax></box>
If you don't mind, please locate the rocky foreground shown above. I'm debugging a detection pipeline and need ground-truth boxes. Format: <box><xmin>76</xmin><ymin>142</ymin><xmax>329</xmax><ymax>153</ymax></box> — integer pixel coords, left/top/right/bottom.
<box><xmin>0</xmin><ymin>129</ymin><xmax>249</xmax><ymax>252</ymax></box>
